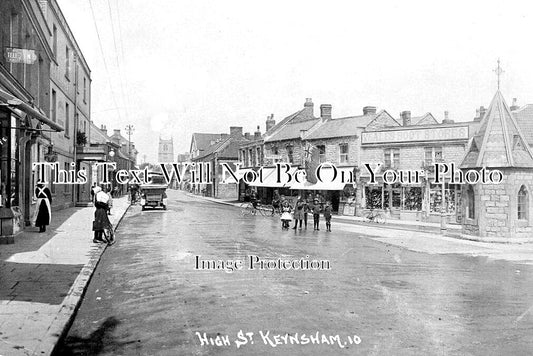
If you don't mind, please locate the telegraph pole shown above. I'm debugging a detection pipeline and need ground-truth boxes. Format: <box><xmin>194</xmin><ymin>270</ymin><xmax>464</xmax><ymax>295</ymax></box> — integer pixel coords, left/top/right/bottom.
<box><xmin>125</xmin><ymin>124</ymin><xmax>134</xmax><ymax>170</ymax></box>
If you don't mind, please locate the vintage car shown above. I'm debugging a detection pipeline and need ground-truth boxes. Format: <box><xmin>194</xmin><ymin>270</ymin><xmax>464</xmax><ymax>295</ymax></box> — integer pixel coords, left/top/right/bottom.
<box><xmin>140</xmin><ymin>173</ymin><xmax>168</xmax><ymax>210</ymax></box>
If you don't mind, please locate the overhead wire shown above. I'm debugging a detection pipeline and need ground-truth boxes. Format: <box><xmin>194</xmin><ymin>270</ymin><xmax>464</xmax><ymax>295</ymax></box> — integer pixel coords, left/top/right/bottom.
<box><xmin>88</xmin><ymin>0</ymin><xmax>123</xmax><ymax>121</ymax></box>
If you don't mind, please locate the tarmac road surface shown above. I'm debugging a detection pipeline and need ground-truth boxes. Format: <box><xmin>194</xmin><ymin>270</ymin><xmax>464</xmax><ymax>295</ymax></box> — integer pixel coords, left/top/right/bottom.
<box><xmin>56</xmin><ymin>190</ymin><xmax>533</xmax><ymax>355</ymax></box>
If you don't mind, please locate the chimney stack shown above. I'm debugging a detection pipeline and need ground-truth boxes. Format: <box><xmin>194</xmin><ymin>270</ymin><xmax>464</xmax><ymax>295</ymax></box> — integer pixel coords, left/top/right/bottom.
<box><xmin>254</xmin><ymin>125</ymin><xmax>261</xmax><ymax>140</ymax></box>
<box><xmin>230</xmin><ymin>126</ymin><xmax>243</xmax><ymax>137</ymax></box>
<box><xmin>304</xmin><ymin>98</ymin><xmax>314</xmax><ymax>115</ymax></box>
<box><xmin>320</xmin><ymin>104</ymin><xmax>332</xmax><ymax>121</ymax></box>
<box><xmin>363</xmin><ymin>106</ymin><xmax>377</xmax><ymax>115</ymax></box>
<box><xmin>479</xmin><ymin>106</ymin><xmax>487</xmax><ymax>121</ymax></box>
<box><xmin>266</xmin><ymin>114</ymin><xmax>276</xmax><ymax>132</ymax></box>
<box><xmin>401</xmin><ymin>111</ymin><xmax>411</xmax><ymax>126</ymax></box>
<box><xmin>510</xmin><ymin>98</ymin><xmax>519</xmax><ymax>111</ymax></box>
<box><xmin>244</xmin><ymin>132</ymin><xmax>251</xmax><ymax>140</ymax></box>
<box><xmin>113</xmin><ymin>129</ymin><xmax>121</xmax><ymax>136</ymax></box>
<box><xmin>442</xmin><ymin>111</ymin><xmax>454</xmax><ymax>124</ymax></box>
<box><xmin>220</xmin><ymin>133</ymin><xmax>229</xmax><ymax>140</ymax></box>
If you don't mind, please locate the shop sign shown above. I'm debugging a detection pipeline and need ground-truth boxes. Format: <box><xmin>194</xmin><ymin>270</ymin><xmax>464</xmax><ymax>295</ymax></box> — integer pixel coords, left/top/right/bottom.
<box><xmin>4</xmin><ymin>48</ymin><xmax>37</xmax><ymax>65</ymax></box>
<box><xmin>362</xmin><ymin>126</ymin><xmax>469</xmax><ymax>144</ymax></box>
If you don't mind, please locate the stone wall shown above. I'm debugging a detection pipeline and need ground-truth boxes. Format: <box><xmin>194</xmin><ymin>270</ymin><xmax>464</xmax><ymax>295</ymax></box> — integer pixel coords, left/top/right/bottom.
<box><xmin>462</xmin><ymin>169</ymin><xmax>533</xmax><ymax>240</ymax></box>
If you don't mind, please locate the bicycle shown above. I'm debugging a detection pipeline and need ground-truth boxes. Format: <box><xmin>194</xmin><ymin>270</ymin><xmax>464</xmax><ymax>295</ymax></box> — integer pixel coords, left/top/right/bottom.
<box><xmin>240</xmin><ymin>202</ymin><xmax>257</xmax><ymax>216</ymax></box>
<box><xmin>365</xmin><ymin>209</ymin><xmax>386</xmax><ymax>224</ymax></box>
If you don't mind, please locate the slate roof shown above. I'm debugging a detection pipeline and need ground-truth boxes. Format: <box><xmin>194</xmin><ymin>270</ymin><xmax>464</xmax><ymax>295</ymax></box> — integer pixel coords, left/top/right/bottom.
<box><xmin>512</xmin><ymin>104</ymin><xmax>533</xmax><ymax>146</ymax></box>
<box><xmin>89</xmin><ymin>122</ymin><xmax>113</xmax><ymax>145</ymax></box>
<box><xmin>461</xmin><ymin>91</ymin><xmax>533</xmax><ymax>168</ymax></box>
<box><xmin>264</xmin><ymin>105</ymin><xmax>318</xmax><ymax>142</ymax></box>
<box><xmin>191</xmin><ymin>133</ymin><xmax>222</xmax><ymax>153</ymax></box>
<box><xmin>411</xmin><ymin>113</ymin><xmax>438</xmax><ymax>125</ymax></box>
<box><xmin>305</xmin><ymin>114</ymin><xmax>376</xmax><ymax>140</ymax></box>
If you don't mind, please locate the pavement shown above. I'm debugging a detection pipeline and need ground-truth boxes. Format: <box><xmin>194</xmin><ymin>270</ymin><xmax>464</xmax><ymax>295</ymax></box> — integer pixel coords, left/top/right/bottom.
<box><xmin>189</xmin><ymin>192</ymin><xmax>533</xmax><ymax>265</ymax></box>
<box><xmin>0</xmin><ymin>196</ymin><xmax>130</xmax><ymax>356</ymax></box>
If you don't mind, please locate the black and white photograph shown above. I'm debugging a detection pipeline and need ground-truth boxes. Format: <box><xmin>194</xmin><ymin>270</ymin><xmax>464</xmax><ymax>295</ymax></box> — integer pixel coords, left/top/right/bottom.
<box><xmin>1</xmin><ymin>0</ymin><xmax>533</xmax><ymax>355</ymax></box>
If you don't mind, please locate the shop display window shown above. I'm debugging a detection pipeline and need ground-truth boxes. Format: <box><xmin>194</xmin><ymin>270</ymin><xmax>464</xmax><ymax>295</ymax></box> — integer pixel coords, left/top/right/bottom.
<box><xmin>403</xmin><ymin>187</ymin><xmax>422</xmax><ymax>211</ymax></box>
<box><xmin>365</xmin><ymin>186</ymin><xmax>382</xmax><ymax>209</ymax></box>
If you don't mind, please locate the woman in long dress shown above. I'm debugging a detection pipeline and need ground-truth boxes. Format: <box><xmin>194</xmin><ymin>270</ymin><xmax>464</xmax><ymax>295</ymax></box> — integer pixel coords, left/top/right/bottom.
<box><xmin>93</xmin><ymin>186</ymin><xmax>113</xmax><ymax>244</ymax></box>
<box><xmin>34</xmin><ymin>183</ymin><xmax>52</xmax><ymax>232</ymax></box>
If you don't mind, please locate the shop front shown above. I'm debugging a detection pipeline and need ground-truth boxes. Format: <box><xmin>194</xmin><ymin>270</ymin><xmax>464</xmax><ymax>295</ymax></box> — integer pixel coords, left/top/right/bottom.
<box><xmin>361</xmin><ymin>179</ymin><xmax>461</xmax><ymax>224</ymax></box>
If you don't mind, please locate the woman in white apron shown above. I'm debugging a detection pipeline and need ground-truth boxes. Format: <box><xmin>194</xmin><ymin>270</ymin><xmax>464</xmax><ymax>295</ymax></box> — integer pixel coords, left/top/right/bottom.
<box><xmin>34</xmin><ymin>183</ymin><xmax>52</xmax><ymax>232</ymax></box>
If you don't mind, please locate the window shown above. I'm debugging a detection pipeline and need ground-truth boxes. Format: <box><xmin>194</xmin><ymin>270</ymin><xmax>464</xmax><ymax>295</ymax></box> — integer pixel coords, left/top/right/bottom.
<box><xmin>384</xmin><ymin>148</ymin><xmax>400</xmax><ymax>168</ymax></box>
<box><xmin>52</xmin><ymin>25</ymin><xmax>57</xmax><ymax>56</ymax></box>
<box><xmin>339</xmin><ymin>143</ymin><xmax>348</xmax><ymax>164</ymax></box>
<box><xmin>518</xmin><ymin>185</ymin><xmax>528</xmax><ymax>220</ymax></box>
<box><xmin>83</xmin><ymin>77</ymin><xmax>87</xmax><ymax>102</ymax></box>
<box><xmin>287</xmin><ymin>145</ymin><xmax>294</xmax><ymax>164</ymax></box>
<box><xmin>317</xmin><ymin>145</ymin><xmax>326</xmax><ymax>163</ymax></box>
<box><xmin>467</xmin><ymin>185</ymin><xmax>475</xmax><ymax>219</ymax></box>
<box><xmin>272</xmin><ymin>146</ymin><xmax>278</xmax><ymax>155</ymax></box>
<box><xmin>51</xmin><ymin>90</ymin><xmax>57</xmax><ymax>122</ymax></box>
<box><xmin>424</xmin><ymin>147</ymin><xmax>443</xmax><ymax>165</ymax></box>
<box><xmin>249</xmin><ymin>149</ymin><xmax>253</xmax><ymax>167</ymax></box>
<box><xmin>65</xmin><ymin>46</ymin><xmax>70</xmax><ymax>79</ymax></box>
<box><xmin>256</xmin><ymin>147</ymin><xmax>261</xmax><ymax>166</ymax></box>
<box><xmin>65</xmin><ymin>103</ymin><xmax>70</xmax><ymax>137</ymax></box>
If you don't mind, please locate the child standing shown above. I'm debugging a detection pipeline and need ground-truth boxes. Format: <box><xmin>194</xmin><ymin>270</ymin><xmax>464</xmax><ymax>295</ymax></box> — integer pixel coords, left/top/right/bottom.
<box><xmin>280</xmin><ymin>200</ymin><xmax>292</xmax><ymax>230</ymax></box>
<box><xmin>324</xmin><ymin>201</ymin><xmax>332</xmax><ymax>232</ymax></box>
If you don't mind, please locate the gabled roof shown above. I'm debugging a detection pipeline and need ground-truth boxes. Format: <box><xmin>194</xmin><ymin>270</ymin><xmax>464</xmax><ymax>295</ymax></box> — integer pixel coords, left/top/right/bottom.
<box><xmin>305</xmin><ymin>113</ymin><xmax>376</xmax><ymax>140</ymax></box>
<box><xmin>412</xmin><ymin>113</ymin><xmax>438</xmax><ymax>125</ymax></box>
<box><xmin>190</xmin><ymin>133</ymin><xmax>222</xmax><ymax>153</ymax></box>
<box><xmin>512</xmin><ymin>104</ymin><xmax>533</xmax><ymax>146</ymax></box>
<box><xmin>194</xmin><ymin>136</ymin><xmax>249</xmax><ymax>160</ymax></box>
<box><xmin>89</xmin><ymin>122</ymin><xmax>114</xmax><ymax>145</ymax></box>
<box><xmin>264</xmin><ymin>105</ymin><xmax>316</xmax><ymax>142</ymax></box>
<box><xmin>461</xmin><ymin>91</ymin><xmax>533</xmax><ymax>168</ymax></box>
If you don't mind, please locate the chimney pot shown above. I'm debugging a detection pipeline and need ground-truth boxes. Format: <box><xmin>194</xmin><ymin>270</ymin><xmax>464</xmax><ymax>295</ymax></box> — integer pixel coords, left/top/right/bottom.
<box><xmin>320</xmin><ymin>104</ymin><xmax>332</xmax><ymax>121</ymax></box>
<box><xmin>510</xmin><ymin>98</ymin><xmax>519</xmax><ymax>111</ymax></box>
<box><xmin>363</xmin><ymin>106</ymin><xmax>377</xmax><ymax>115</ymax></box>
<box><xmin>401</xmin><ymin>111</ymin><xmax>411</xmax><ymax>126</ymax></box>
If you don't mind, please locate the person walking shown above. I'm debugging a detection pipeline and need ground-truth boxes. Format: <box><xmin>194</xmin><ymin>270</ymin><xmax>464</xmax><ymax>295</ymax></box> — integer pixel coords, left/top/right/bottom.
<box><xmin>93</xmin><ymin>186</ymin><xmax>114</xmax><ymax>244</ymax></box>
<box><xmin>311</xmin><ymin>198</ymin><xmax>321</xmax><ymax>231</ymax></box>
<box><xmin>34</xmin><ymin>183</ymin><xmax>52</xmax><ymax>233</ymax></box>
<box><xmin>292</xmin><ymin>197</ymin><xmax>304</xmax><ymax>230</ymax></box>
<box><xmin>324</xmin><ymin>201</ymin><xmax>333</xmax><ymax>232</ymax></box>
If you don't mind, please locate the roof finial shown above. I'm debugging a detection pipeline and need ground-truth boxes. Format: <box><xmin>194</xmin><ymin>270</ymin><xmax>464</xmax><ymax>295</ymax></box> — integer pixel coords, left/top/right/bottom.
<box><xmin>494</xmin><ymin>58</ymin><xmax>504</xmax><ymax>90</ymax></box>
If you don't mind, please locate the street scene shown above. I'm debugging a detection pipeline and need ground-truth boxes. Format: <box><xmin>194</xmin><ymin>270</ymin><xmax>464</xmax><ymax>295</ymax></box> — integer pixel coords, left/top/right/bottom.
<box><xmin>57</xmin><ymin>190</ymin><xmax>533</xmax><ymax>355</ymax></box>
<box><xmin>2</xmin><ymin>0</ymin><xmax>533</xmax><ymax>355</ymax></box>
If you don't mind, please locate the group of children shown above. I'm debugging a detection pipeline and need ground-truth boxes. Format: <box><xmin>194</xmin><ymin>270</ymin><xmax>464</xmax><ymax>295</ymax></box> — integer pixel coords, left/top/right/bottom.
<box><xmin>280</xmin><ymin>196</ymin><xmax>332</xmax><ymax>232</ymax></box>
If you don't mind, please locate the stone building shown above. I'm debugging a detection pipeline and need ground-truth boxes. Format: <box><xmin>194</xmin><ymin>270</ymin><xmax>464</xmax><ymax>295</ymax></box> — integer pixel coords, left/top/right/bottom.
<box><xmin>460</xmin><ymin>91</ymin><xmax>533</xmax><ymax>241</ymax></box>
<box><xmin>190</xmin><ymin>127</ymin><xmax>248</xmax><ymax>199</ymax></box>
<box><xmin>359</xmin><ymin>110</ymin><xmax>480</xmax><ymax>223</ymax></box>
<box><xmin>158</xmin><ymin>137</ymin><xmax>174</xmax><ymax>162</ymax></box>
<box><xmin>0</xmin><ymin>0</ymin><xmax>62</xmax><ymax>239</ymax></box>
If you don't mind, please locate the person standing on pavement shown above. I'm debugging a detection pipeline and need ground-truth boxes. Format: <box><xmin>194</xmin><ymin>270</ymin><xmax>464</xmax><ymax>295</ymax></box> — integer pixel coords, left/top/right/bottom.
<box><xmin>93</xmin><ymin>186</ymin><xmax>113</xmax><ymax>244</ymax></box>
<box><xmin>292</xmin><ymin>196</ymin><xmax>304</xmax><ymax>230</ymax></box>
<box><xmin>311</xmin><ymin>198</ymin><xmax>322</xmax><ymax>231</ymax></box>
<box><xmin>34</xmin><ymin>183</ymin><xmax>52</xmax><ymax>233</ymax></box>
<box><xmin>324</xmin><ymin>201</ymin><xmax>332</xmax><ymax>232</ymax></box>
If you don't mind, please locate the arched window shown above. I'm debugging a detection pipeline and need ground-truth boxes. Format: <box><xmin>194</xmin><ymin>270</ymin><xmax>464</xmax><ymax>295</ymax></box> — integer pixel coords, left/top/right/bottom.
<box><xmin>467</xmin><ymin>185</ymin><xmax>475</xmax><ymax>219</ymax></box>
<box><xmin>518</xmin><ymin>185</ymin><xmax>528</xmax><ymax>220</ymax></box>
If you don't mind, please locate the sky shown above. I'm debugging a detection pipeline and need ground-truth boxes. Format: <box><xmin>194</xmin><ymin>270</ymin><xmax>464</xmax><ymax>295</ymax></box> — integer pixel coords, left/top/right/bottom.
<box><xmin>57</xmin><ymin>0</ymin><xmax>533</xmax><ymax>163</ymax></box>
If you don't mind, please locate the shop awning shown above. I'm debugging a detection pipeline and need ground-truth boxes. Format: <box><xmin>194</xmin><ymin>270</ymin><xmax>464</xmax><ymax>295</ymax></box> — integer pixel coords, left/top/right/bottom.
<box><xmin>290</xmin><ymin>180</ymin><xmax>315</xmax><ymax>190</ymax></box>
<box><xmin>0</xmin><ymin>87</ymin><xmax>64</xmax><ymax>132</ymax></box>
<box><xmin>247</xmin><ymin>167</ymin><xmax>301</xmax><ymax>188</ymax></box>
<box><xmin>307</xmin><ymin>181</ymin><xmax>354</xmax><ymax>191</ymax></box>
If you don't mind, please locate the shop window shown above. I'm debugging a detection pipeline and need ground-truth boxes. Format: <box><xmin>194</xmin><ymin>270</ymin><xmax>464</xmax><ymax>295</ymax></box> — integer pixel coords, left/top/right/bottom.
<box><xmin>430</xmin><ymin>183</ymin><xmax>458</xmax><ymax>213</ymax></box>
<box><xmin>518</xmin><ymin>185</ymin><xmax>528</xmax><ymax>220</ymax></box>
<box><xmin>339</xmin><ymin>143</ymin><xmax>348</xmax><ymax>164</ymax></box>
<box><xmin>365</xmin><ymin>186</ymin><xmax>382</xmax><ymax>209</ymax></box>
<box><xmin>384</xmin><ymin>148</ymin><xmax>400</xmax><ymax>168</ymax></box>
<box><xmin>467</xmin><ymin>185</ymin><xmax>475</xmax><ymax>219</ymax></box>
<box><xmin>317</xmin><ymin>145</ymin><xmax>326</xmax><ymax>163</ymax></box>
<box><xmin>403</xmin><ymin>187</ymin><xmax>422</xmax><ymax>211</ymax></box>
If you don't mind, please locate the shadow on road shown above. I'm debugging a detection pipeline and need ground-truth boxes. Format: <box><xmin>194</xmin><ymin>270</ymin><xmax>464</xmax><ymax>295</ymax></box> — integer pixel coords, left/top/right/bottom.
<box><xmin>54</xmin><ymin>316</ymin><xmax>135</xmax><ymax>356</ymax></box>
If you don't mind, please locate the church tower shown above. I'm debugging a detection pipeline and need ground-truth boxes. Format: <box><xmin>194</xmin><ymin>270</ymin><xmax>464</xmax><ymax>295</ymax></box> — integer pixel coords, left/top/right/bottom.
<box><xmin>158</xmin><ymin>137</ymin><xmax>174</xmax><ymax>162</ymax></box>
